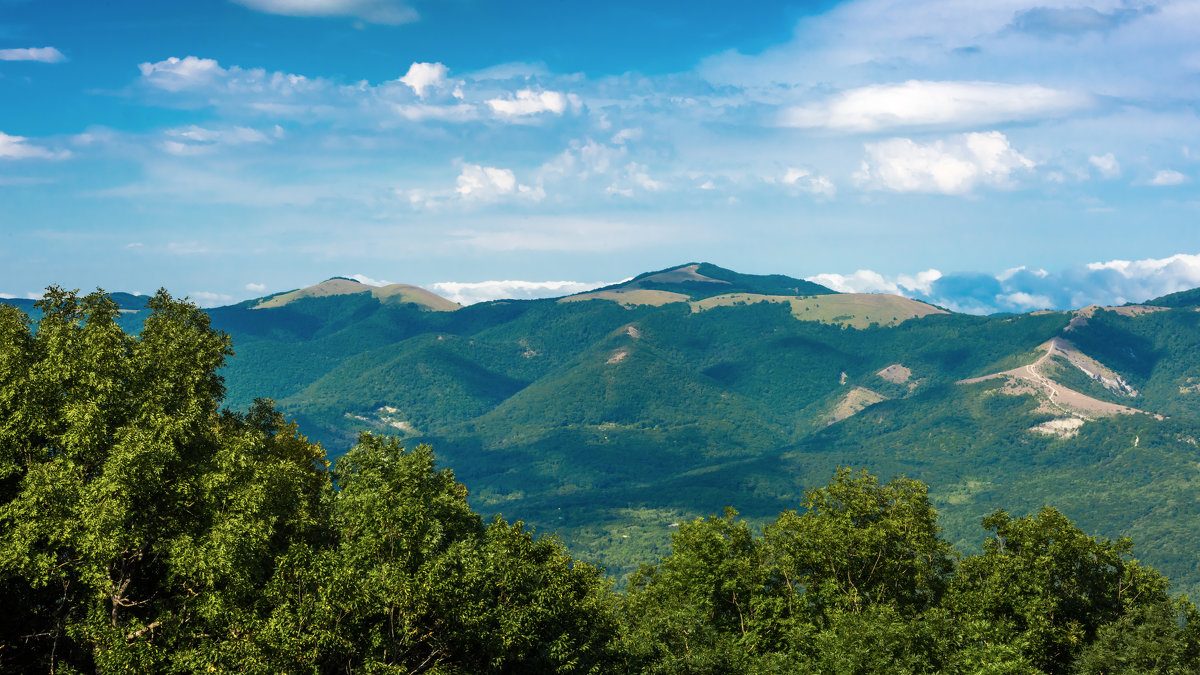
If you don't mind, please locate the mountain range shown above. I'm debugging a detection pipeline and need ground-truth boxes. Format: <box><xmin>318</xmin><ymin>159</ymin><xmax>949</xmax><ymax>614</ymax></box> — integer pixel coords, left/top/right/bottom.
<box><xmin>8</xmin><ymin>263</ymin><xmax>1200</xmax><ymax>594</ymax></box>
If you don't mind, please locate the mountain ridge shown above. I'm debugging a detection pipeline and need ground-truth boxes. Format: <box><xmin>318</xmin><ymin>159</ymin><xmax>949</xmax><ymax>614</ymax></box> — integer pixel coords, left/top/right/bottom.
<box><xmin>6</xmin><ymin>265</ymin><xmax>1200</xmax><ymax>594</ymax></box>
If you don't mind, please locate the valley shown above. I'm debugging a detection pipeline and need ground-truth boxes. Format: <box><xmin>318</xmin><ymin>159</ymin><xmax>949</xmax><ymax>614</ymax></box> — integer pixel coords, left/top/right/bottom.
<box><xmin>10</xmin><ymin>263</ymin><xmax>1200</xmax><ymax>598</ymax></box>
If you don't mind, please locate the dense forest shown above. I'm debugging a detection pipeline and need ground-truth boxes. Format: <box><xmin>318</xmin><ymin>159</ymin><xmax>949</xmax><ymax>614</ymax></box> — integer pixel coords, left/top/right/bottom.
<box><xmin>3</xmin><ymin>289</ymin><xmax>1199</xmax><ymax>672</ymax></box>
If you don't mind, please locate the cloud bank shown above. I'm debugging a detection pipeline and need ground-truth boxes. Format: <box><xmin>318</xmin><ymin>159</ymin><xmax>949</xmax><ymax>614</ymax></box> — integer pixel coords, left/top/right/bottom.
<box><xmin>425</xmin><ymin>280</ymin><xmax>607</xmax><ymax>305</ymax></box>
<box><xmin>779</xmin><ymin>81</ymin><xmax>1088</xmax><ymax>132</ymax></box>
<box><xmin>0</xmin><ymin>47</ymin><xmax>66</xmax><ymax>63</ymax></box>
<box><xmin>810</xmin><ymin>252</ymin><xmax>1200</xmax><ymax>315</ymax></box>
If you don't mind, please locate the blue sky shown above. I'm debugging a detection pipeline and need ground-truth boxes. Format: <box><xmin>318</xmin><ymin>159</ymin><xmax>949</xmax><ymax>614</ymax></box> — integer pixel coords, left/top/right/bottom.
<box><xmin>1</xmin><ymin>0</ymin><xmax>1199</xmax><ymax>312</ymax></box>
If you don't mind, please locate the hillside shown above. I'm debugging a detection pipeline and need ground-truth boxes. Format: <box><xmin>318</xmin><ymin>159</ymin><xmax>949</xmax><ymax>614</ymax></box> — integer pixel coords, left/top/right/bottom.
<box><xmin>253</xmin><ymin>277</ymin><xmax>462</xmax><ymax>311</ymax></box>
<box><xmin>7</xmin><ymin>264</ymin><xmax>1200</xmax><ymax>597</ymax></box>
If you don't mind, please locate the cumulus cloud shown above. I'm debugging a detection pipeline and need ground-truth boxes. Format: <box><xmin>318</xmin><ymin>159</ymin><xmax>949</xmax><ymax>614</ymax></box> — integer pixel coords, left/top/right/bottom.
<box><xmin>425</xmin><ymin>279</ymin><xmax>607</xmax><ymax>305</ymax></box>
<box><xmin>136</xmin><ymin>56</ymin><xmax>324</xmax><ymax>110</ymax></box>
<box><xmin>855</xmin><ymin>131</ymin><xmax>1035</xmax><ymax>194</ymax></box>
<box><xmin>1089</xmin><ymin>153</ymin><xmax>1121</xmax><ymax>179</ymax></box>
<box><xmin>0</xmin><ymin>47</ymin><xmax>67</xmax><ymax>63</ymax></box>
<box><xmin>779</xmin><ymin>81</ymin><xmax>1088</xmax><ymax>132</ymax></box>
<box><xmin>455</xmin><ymin>164</ymin><xmax>540</xmax><ymax>201</ymax></box>
<box><xmin>230</xmin><ymin>0</ymin><xmax>418</xmax><ymax>24</ymax></box>
<box><xmin>486</xmin><ymin>89</ymin><xmax>571</xmax><ymax>117</ymax></box>
<box><xmin>405</xmin><ymin>163</ymin><xmax>543</xmax><ymax>209</ymax></box>
<box><xmin>348</xmin><ymin>273</ymin><xmax>392</xmax><ymax>286</ymax></box>
<box><xmin>1149</xmin><ymin>169</ymin><xmax>1187</xmax><ymax>186</ymax></box>
<box><xmin>132</xmin><ymin>55</ymin><xmax>546</xmax><ymax>127</ymax></box>
<box><xmin>781</xmin><ymin>167</ymin><xmax>836</xmax><ymax>198</ymax></box>
<box><xmin>0</xmin><ymin>131</ymin><xmax>71</xmax><ymax>160</ymax></box>
<box><xmin>535</xmin><ymin>139</ymin><xmax>665</xmax><ymax>198</ymax></box>
<box><xmin>607</xmin><ymin>163</ymin><xmax>663</xmax><ymax>196</ymax></box>
<box><xmin>138</xmin><ymin>56</ymin><xmax>231</xmax><ymax>93</ymax></box>
<box><xmin>245</xmin><ymin>282</ymin><xmax>268</xmax><ymax>292</ymax></box>
<box><xmin>810</xmin><ymin>252</ymin><xmax>1200</xmax><ymax>315</ymax></box>
<box><xmin>398</xmin><ymin>62</ymin><xmax>448</xmax><ymax>98</ymax></box>
<box><xmin>807</xmin><ymin>268</ymin><xmax>942</xmax><ymax>295</ymax></box>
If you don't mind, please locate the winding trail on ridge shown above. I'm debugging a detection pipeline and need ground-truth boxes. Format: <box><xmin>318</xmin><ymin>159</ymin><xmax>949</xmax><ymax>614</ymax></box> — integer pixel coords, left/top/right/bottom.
<box><xmin>958</xmin><ymin>338</ymin><xmax>1149</xmax><ymax>420</ymax></box>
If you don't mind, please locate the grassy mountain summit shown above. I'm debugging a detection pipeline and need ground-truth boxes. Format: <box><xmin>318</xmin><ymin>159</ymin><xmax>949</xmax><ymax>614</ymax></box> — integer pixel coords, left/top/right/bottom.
<box><xmin>564</xmin><ymin>262</ymin><xmax>836</xmax><ymax>305</ymax></box>
<box><xmin>253</xmin><ymin>277</ymin><xmax>461</xmax><ymax>311</ymax></box>
<box><xmin>7</xmin><ymin>266</ymin><xmax>1200</xmax><ymax>597</ymax></box>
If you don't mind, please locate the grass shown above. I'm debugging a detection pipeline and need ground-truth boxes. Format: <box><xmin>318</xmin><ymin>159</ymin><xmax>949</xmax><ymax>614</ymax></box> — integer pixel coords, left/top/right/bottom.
<box><xmin>690</xmin><ymin>293</ymin><xmax>947</xmax><ymax>328</ymax></box>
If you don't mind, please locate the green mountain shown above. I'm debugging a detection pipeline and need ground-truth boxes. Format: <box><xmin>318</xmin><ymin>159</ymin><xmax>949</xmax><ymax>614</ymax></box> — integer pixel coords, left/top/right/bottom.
<box><xmin>9</xmin><ymin>264</ymin><xmax>1200</xmax><ymax>597</ymax></box>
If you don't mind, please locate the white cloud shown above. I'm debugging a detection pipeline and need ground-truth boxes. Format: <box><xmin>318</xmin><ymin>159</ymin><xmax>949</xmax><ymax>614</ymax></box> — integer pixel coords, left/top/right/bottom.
<box><xmin>813</xmin><ymin>252</ymin><xmax>1200</xmax><ymax>315</ymax></box>
<box><xmin>806</xmin><ymin>268</ymin><xmax>942</xmax><ymax>295</ymax></box>
<box><xmin>0</xmin><ymin>47</ymin><xmax>67</xmax><ymax>63</ymax></box>
<box><xmin>624</xmin><ymin>163</ymin><xmax>663</xmax><ymax>192</ymax></box>
<box><xmin>398</xmin><ymin>62</ymin><xmax>448</xmax><ymax>98</ymax></box>
<box><xmin>1086</xmin><ymin>253</ymin><xmax>1200</xmax><ymax>291</ymax></box>
<box><xmin>486</xmin><ymin>89</ymin><xmax>569</xmax><ymax>117</ymax></box>
<box><xmin>779</xmin><ymin>81</ymin><xmax>1088</xmax><ymax>132</ymax></box>
<box><xmin>190</xmin><ymin>291</ymin><xmax>233</xmax><ymax>307</ymax></box>
<box><xmin>349</xmin><ymin>273</ymin><xmax>392</xmax><ymax>286</ymax></box>
<box><xmin>161</xmin><ymin>125</ymin><xmax>273</xmax><ymax>155</ymax></box>
<box><xmin>540</xmin><ymin>139</ymin><xmax>625</xmax><ymax>179</ymax></box>
<box><xmin>457</xmin><ymin>164</ymin><xmax>527</xmax><ymax>200</ymax></box>
<box><xmin>995</xmin><ymin>292</ymin><xmax>1054</xmax><ymax>310</ymax></box>
<box><xmin>230</xmin><ymin>0</ymin><xmax>418</xmax><ymax>24</ymax></box>
<box><xmin>406</xmin><ymin>163</ymin><xmax>543</xmax><ymax>208</ymax></box>
<box><xmin>611</xmin><ymin>128</ymin><xmax>642</xmax><ymax>145</ymax></box>
<box><xmin>137</xmin><ymin>57</ymin><xmax>322</xmax><ymax>106</ymax></box>
<box><xmin>389</xmin><ymin>102</ymin><xmax>478</xmax><ymax>122</ymax></box>
<box><xmin>425</xmin><ymin>279</ymin><xmax>607</xmax><ymax>305</ymax></box>
<box><xmin>535</xmin><ymin>139</ymin><xmax>667</xmax><ymax>198</ymax></box>
<box><xmin>135</xmin><ymin>55</ymin><xmax>488</xmax><ymax>125</ymax></box>
<box><xmin>1089</xmin><ymin>153</ymin><xmax>1121</xmax><ymax>179</ymax></box>
<box><xmin>855</xmin><ymin>131</ymin><xmax>1035</xmax><ymax>194</ymax></box>
<box><xmin>781</xmin><ymin>167</ymin><xmax>836</xmax><ymax>198</ymax></box>
<box><xmin>245</xmin><ymin>282</ymin><xmax>267</xmax><ymax>292</ymax></box>
<box><xmin>1149</xmin><ymin>169</ymin><xmax>1187</xmax><ymax>186</ymax></box>
<box><xmin>0</xmin><ymin>131</ymin><xmax>70</xmax><ymax>160</ymax></box>
<box><xmin>138</xmin><ymin>56</ymin><xmax>228</xmax><ymax>93</ymax></box>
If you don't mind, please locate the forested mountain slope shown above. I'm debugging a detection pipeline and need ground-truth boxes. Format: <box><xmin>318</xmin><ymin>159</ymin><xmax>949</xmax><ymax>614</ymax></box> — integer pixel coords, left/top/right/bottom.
<box><xmin>8</xmin><ymin>265</ymin><xmax>1200</xmax><ymax>597</ymax></box>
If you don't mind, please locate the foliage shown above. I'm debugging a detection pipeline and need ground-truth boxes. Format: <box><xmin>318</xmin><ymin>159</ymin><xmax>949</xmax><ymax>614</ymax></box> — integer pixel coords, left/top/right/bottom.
<box><xmin>0</xmin><ymin>289</ymin><xmax>621</xmax><ymax>673</ymax></box>
<box><xmin>621</xmin><ymin>467</ymin><xmax>1200</xmax><ymax>674</ymax></box>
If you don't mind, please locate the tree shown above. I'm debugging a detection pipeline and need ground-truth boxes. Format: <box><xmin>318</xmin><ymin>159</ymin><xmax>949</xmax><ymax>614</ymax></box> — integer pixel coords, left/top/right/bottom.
<box><xmin>764</xmin><ymin>468</ymin><xmax>955</xmax><ymax>619</ymax></box>
<box><xmin>944</xmin><ymin>507</ymin><xmax>1179</xmax><ymax>674</ymax></box>
<box><xmin>0</xmin><ymin>288</ymin><xmax>328</xmax><ymax>672</ymax></box>
<box><xmin>621</xmin><ymin>469</ymin><xmax>957</xmax><ymax>673</ymax></box>
<box><xmin>255</xmin><ymin>435</ymin><xmax>624</xmax><ymax>674</ymax></box>
<box><xmin>621</xmin><ymin>508</ymin><xmax>771</xmax><ymax>674</ymax></box>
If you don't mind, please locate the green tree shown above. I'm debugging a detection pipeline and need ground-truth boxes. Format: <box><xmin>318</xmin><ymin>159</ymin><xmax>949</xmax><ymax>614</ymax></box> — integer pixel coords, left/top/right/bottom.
<box><xmin>764</xmin><ymin>468</ymin><xmax>955</xmax><ymax>619</ymax></box>
<box><xmin>621</xmin><ymin>469</ymin><xmax>957</xmax><ymax>673</ymax></box>
<box><xmin>256</xmin><ymin>434</ymin><xmax>624</xmax><ymax>674</ymax></box>
<box><xmin>0</xmin><ymin>288</ymin><xmax>328</xmax><ymax>672</ymax></box>
<box><xmin>944</xmin><ymin>507</ymin><xmax>1179</xmax><ymax>674</ymax></box>
<box><xmin>621</xmin><ymin>508</ymin><xmax>772</xmax><ymax>674</ymax></box>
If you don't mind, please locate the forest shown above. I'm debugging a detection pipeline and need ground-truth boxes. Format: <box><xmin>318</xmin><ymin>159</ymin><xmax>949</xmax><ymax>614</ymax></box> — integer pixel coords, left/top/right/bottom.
<box><xmin>1</xmin><ymin>289</ymin><xmax>1198</xmax><ymax>673</ymax></box>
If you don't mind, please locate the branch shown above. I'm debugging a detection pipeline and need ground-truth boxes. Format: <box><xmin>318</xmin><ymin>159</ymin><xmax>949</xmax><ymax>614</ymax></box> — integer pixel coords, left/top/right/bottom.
<box><xmin>126</xmin><ymin>621</ymin><xmax>161</xmax><ymax>642</ymax></box>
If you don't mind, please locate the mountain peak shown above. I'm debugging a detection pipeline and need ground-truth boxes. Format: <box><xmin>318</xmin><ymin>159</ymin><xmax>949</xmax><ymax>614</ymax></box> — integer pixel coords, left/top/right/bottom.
<box><xmin>594</xmin><ymin>262</ymin><xmax>837</xmax><ymax>301</ymax></box>
<box><xmin>252</xmin><ymin>278</ymin><xmax>459</xmax><ymax>311</ymax></box>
